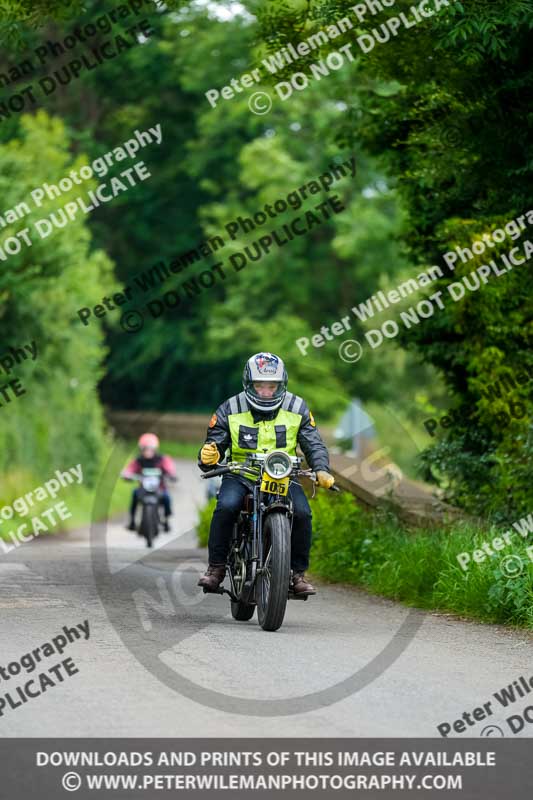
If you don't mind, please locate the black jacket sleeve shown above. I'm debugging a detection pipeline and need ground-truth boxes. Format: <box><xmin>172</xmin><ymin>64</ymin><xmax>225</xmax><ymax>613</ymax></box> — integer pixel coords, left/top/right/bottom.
<box><xmin>297</xmin><ymin>400</ymin><xmax>330</xmax><ymax>472</ymax></box>
<box><xmin>197</xmin><ymin>400</ymin><xmax>231</xmax><ymax>472</ymax></box>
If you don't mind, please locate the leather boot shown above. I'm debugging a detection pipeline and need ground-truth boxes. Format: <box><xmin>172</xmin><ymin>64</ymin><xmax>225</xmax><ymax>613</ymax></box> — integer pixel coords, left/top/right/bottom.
<box><xmin>198</xmin><ymin>563</ymin><xmax>226</xmax><ymax>591</ymax></box>
<box><xmin>292</xmin><ymin>572</ymin><xmax>316</xmax><ymax>596</ymax></box>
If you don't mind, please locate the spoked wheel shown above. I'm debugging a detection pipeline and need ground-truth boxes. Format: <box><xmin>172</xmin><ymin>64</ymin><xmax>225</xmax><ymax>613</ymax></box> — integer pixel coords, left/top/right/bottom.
<box><xmin>139</xmin><ymin>504</ymin><xmax>158</xmax><ymax>548</ymax></box>
<box><xmin>230</xmin><ymin>534</ymin><xmax>255</xmax><ymax>621</ymax></box>
<box><xmin>257</xmin><ymin>512</ymin><xmax>291</xmax><ymax>632</ymax></box>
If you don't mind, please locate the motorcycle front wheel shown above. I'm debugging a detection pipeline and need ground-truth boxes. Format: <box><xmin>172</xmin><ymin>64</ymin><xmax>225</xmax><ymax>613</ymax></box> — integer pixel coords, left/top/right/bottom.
<box><xmin>256</xmin><ymin>512</ymin><xmax>290</xmax><ymax>632</ymax></box>
<box><xmin>139</xmin><ymin>503</ymin><xmax>158</xmax><ymax>548</ymax></box>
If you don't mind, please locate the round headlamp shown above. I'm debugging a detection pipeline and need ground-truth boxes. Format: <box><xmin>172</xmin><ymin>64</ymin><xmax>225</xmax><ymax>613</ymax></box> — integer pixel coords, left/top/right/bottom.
<box><xmin>264</xmin><ymin>450</ymin><xmax>292</xmax><ymax>480</ymax></box>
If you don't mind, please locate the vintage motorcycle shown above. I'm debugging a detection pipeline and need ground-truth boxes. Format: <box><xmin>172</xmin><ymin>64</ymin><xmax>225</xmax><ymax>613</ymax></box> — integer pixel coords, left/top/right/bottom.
<box><xmin>201</xmin><ymin>450</ymin><xmax>339</xmax><ymax>632</ymax></box>
<box><xmin>132</xmin><ymin>467</ymin><xmax>164</xmax><ymax>548</ymax></box>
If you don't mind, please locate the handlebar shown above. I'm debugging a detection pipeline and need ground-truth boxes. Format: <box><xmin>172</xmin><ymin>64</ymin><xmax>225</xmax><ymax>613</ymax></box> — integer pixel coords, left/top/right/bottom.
<box><xmin>122</xmin><ymin>472</ymin><xmax>176</xmax><ymax>482</ymax></box>
<box><xmin>201</xmin><ymin>463</ymin><xmax>341</xmax><ymax>491</ymax></box>
<box><xmin>201</xmin><ymin>466</ymin><xmax>232</xmax><ymax>479</ymax></box>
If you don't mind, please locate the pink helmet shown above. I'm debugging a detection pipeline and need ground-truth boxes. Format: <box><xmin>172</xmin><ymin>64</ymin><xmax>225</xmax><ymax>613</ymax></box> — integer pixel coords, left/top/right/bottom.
<box><xmin>138</xmin><ymin>433</ymin><xmax>159</xmax><ymax>450</ymax></box>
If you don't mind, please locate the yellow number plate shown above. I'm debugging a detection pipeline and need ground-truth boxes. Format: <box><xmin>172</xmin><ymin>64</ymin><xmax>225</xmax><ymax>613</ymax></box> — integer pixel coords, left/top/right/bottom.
<box><xmin>261</xmin><ymin>475</ymin><xmax>289</xmax><ymax>495</ymax></box>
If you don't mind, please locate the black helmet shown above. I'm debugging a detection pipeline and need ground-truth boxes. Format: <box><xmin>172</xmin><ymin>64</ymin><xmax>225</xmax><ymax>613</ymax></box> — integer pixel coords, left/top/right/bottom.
<box><xmin>242</xmin><ymin>352</ymin><xmax>288</xmax><ymax>411</ymax></box>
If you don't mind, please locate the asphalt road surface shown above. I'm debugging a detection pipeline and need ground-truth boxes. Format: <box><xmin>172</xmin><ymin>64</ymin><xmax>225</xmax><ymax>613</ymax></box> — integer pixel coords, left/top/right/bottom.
<box><xmin>1</xmin><ymin>458</ymin><xmax>531</xmax><ymax>738</ymax></box>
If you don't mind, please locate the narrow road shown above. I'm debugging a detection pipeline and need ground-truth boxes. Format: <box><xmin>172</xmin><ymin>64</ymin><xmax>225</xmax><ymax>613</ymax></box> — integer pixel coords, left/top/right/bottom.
<box><xmin>1</xmin><ymin>458</ymin><xmax>531</xmax><ymax>737</ymax></box>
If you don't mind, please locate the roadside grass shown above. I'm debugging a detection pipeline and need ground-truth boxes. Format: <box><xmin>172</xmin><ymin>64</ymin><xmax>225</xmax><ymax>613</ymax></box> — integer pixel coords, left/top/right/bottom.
<box><xmin>0</xmin><ymin>440</ymin><xmax>202</xmax><ymax>546</ymax></box>
<box><xmin>196</xmin><ymin>491</ymin><xmax>533</xmax><ymax>628</ymax></box>
<box><xmin>197</xmin><ymin>498</ymin><xmax>216</xmax><ymax>548</ymax></box>
<box><xmin>1</xmin><ymin>442</ymin><xmax>132</xmax><ymax>545</ymax></box>
<box><xmin>310</xmin><ymin>492</ymin><xmax>533</xmax><ymax>628</ymax></box>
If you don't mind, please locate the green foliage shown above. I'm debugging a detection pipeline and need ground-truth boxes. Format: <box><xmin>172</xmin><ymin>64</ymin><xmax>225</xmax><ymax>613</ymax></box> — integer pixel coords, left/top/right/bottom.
<box><xmin>255</xmin><ymin>0</ymin><xmax>533</xmax><ymax>516</ymax></box>
<box><xmin>2</xmin><ymin>0</ymin><xmax>530</xmax><ymax>532</ymax></box>
<box><xmin>309</xmin><ymin>491</ymin><xmax>533</xmax><ymax>627</ymax></box>
<box><xmin>195</xmin><ymin>489</ymin><xmax>533</xmax><ymax>626</ymax></box>
<box><xmin>0</xmin><ymin>0</ymin><xmax>185</xmax><ymax>49</ymax></box>
<box><xmin>0</xmin><ymin>112</ymin><xmax>114</xmax><ymax>487</ymax></box>
<box><xmin>197</xmin><ymin>497</ymin><xmax>216</xmax><ymax>548</ymax></box>
<box><xmin>0</xmin><ymin>442</ymin><xmax>132</xmax><ymax>543</ymax></box>
<box><xmin>0</xmin><ymin>0</ymin><xmax>426</xmax><ymax>419</ymax></box>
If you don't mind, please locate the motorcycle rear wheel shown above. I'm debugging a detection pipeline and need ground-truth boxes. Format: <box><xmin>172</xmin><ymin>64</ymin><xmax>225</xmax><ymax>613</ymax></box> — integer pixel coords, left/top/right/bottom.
<box><xmin>257</xmin><ymin>512</ymin><xmax>290</xmax><ymax>632</ymax></box>
<box><xmin>230</xmin><ymin>528</ymin><xmax>255</xmax><ymax>621</ymax></box>
<box><xmin>231</xmin><ymin>600</ymin><xmax>255</xmax><ymax>621</ymax></box>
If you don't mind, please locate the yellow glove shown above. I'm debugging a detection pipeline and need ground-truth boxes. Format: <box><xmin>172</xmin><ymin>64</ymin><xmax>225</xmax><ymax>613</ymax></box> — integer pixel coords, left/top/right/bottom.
<box><xmin>200</xmin><ymin>442</ymin><xmax>220</xmax><ymax>465</ymax></box>
<box><xmin>316</xmin><ymin>470</ymin><xmax>335</xmax><ymax>489</ymax></box>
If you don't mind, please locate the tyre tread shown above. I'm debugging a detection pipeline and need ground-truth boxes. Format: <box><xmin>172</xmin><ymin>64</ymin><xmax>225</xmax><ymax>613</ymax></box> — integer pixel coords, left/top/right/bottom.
<box><xmin>257</xmin><ymin>512</ymin><xmax>290</xmax><ymax>632</ymax></box>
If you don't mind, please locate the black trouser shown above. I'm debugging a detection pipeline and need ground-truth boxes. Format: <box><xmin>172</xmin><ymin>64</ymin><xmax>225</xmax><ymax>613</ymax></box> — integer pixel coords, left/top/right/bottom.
<box><xmin>208</xmin><ymin>475</ymin><xmax>312</xmax><ymax>572</ymax></box>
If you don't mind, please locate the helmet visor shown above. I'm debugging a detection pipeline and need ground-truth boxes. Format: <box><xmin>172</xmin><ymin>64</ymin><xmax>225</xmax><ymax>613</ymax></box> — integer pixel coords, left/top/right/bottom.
<box><xmin>247</xmin><ymin>379</ymin><xmax>286</xmax><ymax>404</ymax></box>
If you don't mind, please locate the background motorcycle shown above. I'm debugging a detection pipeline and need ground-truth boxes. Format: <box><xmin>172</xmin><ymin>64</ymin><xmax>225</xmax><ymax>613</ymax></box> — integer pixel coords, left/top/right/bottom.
<box><xmin>201</xmin><ymin>450</ymin><xmax>339</xmax><ymax>632</ymax></box>
<box><xmin>127</xmin><ymin>467</ymin><xmax>164</xmax><ymax>548</ymax></box>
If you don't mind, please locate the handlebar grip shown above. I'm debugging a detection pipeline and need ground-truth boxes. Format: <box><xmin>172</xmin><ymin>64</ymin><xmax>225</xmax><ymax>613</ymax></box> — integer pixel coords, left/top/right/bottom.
<box><xmin>329</xmin><ymin>484</ymin><xmax>341</xmax><ymax>492</ymax></box>
<box><xmin>201</xmin><ymin>466</ymin><xmax>230</xmax><ymax>479</ymax></box>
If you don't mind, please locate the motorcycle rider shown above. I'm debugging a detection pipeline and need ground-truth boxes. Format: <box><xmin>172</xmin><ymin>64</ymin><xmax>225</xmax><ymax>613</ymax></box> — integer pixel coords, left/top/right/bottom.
<box><xmin>121</xmin><ymin>433</ymin><xmax>177</xmax><ymax>531</ymax></box>
<box><xmin>197</xmin><ymin>352</ymin><xmax>335</xmax><ymax>596</ymax></box>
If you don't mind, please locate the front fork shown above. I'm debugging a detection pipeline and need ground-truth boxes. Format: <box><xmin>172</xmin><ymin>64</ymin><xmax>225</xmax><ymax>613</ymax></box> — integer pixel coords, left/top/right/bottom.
<box><xmin>254</xmin><ymin>490</ymin><xmax>294</xmax><ymax>579</ymax></box>
<box><xmin>224</xmin><ymin>485</ymin><xmax>295</xmax><ymax>601</ymax></box>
